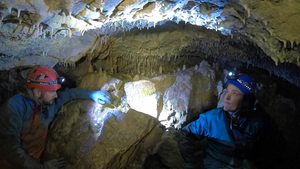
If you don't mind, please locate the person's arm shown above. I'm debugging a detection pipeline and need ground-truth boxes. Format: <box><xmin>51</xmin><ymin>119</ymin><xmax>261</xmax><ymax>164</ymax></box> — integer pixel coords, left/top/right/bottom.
<box><xmin>180</xmin><ymin>113</ymin><xmax>210</xmax><ymax>163</ymax></box>
<box><xmin>53</xmin><ymin>88</ymin><xmax>112</xmax><ymax>112</ymax></box>
<box><xmin>182</xmin><ymin>114</ymin><xmax>209</xmax><ymax>138</ymax></box>
<box><xmin>55</xmin><ymin>88</ymin><xmax>93</xmax><ymax>107</ymax></box>
<box><xmin>0</xmin><ymin>97</ymin><xmax>43</xmax><ymax>169</ymax></box>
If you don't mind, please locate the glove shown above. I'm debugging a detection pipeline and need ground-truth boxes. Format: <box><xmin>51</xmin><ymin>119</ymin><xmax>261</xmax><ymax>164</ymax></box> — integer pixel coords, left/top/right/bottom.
<box><xmin>91</xmin><ymin>90</ymin><xmax>112</xmax><ymax>105</ymax></box>
<box><xmin>43</xmin><ymin>158</ymin><xmax>67</xmax><ymax>169</ymax></box>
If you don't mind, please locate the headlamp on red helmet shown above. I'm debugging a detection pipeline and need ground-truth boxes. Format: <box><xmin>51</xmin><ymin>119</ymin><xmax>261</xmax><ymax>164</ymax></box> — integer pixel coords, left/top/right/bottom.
<box><xmin>27</xmin><ymin>65</ymin><xmax>65</xmax><ymax>91</ymax></box>
<box><xmin>28</xmin><ymin>76</ymin><xmax>65</xmax><ymax>85</ymax></box>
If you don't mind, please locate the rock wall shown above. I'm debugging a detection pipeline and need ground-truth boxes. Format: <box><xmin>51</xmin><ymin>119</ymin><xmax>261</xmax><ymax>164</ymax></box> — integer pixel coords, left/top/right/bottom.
<box><xmin>1</xmin><ymin>0</ymin><xmax>300</xmax><ymax>71</ymax></box>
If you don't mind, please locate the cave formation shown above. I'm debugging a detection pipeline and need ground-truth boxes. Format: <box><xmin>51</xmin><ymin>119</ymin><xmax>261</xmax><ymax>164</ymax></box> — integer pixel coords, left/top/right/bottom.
<box><xmin>1</xmin><ymin>0</ymin><xmax>300</xmax><ymax>168</ymax></box>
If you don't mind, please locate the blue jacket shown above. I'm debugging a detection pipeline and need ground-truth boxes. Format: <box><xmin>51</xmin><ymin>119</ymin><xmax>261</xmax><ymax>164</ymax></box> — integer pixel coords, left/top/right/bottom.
<box><xmin>0</xmin><ymin>88</ymin><xmax>93</xmax><ymax>169</ymax></box>
<box><xmin>182</xmin><ymin>107</ymin><xmax>263</xmax><ymax>168</ymax></box>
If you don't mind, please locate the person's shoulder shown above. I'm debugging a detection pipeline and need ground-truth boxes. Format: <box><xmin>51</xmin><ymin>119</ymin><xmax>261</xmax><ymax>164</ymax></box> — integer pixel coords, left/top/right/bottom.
<box><xmin>4</xmin><ymin>94</ymin><xmax>23</xmax><ymax>104</ymax></box>
<box><xmin>1</xmin><ymin>94</ymin><xmax>28</xmax><ymax>109</ymax></box>
<box><xmin>202</xmin><ymin>107</ymin><xmax>223</xmax><ymax>118</ymax></box>
<box><xmin>203</xmin><ymin>107</ymin><xmax>223</xmax><ymax>115</ymax></box>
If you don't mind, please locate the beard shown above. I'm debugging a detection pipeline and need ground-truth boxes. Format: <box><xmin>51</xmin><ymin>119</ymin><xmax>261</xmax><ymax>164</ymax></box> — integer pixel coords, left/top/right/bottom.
<box><xmin>42</xmin><ymin>99</ymin><xmax>54</xmax><ymax>105</ymax></box>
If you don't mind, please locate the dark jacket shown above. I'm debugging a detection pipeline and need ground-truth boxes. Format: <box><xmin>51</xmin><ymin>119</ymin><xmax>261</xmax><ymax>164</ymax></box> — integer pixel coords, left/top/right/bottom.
<box><xmin>182</xmin><ymin>107</ymin><xmax>263</xmax><ymax>168</ymax></box>
<box><xmin>0</xmin><ymin>88</ymin><xmax>93</xmax><ymax>169</ymax></box>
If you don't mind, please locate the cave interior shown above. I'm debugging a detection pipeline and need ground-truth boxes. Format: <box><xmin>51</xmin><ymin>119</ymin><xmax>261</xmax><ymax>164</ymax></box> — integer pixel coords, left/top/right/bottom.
<box><xmin>1</xmin><ymin>0</ymin><xmax>300</xmax><ymax>168</ymax></box>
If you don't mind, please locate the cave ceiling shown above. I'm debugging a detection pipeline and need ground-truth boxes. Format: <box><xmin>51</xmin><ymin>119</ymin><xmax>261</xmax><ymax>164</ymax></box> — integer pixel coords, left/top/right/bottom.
<box><xmin>0</xmin><ymin>0</ymin><xmax>300</xmax><ymax>85</ymax></box>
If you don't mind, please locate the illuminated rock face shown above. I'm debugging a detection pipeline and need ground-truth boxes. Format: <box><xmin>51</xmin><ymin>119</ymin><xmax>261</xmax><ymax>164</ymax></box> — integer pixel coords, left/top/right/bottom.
<box><xmin>125</xmin><ymin>61</ymin><xmax>218</xmax><ymax>128</ymax></box>
<box><xmin>44</xmin><ymin>100</ymin><xmax>164</xmax><ymax>169</ymax></box>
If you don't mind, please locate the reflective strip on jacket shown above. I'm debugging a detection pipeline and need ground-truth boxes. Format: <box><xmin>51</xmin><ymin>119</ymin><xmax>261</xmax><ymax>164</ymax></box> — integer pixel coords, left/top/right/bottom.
<box><xmin>0</xmin><ymin>88</ymin><xmax>93</xmax><ymax>169</ymax></box>
<box><xmin>182</xmin><ymin>107</ymin><xmax>263</xmax><ymax>169</ymax></box>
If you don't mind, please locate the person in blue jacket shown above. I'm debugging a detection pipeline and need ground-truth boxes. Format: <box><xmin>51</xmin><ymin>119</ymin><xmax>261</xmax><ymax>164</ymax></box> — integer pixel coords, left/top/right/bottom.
<box><xmin>0</xmin><ymin>65</ymin><xmax>112</xmax><ymax>169</ymax></box>
<box><xmin>181</xmin><ymin>72</ymin><xmax>263</xmax><ymax>169</ymax></box>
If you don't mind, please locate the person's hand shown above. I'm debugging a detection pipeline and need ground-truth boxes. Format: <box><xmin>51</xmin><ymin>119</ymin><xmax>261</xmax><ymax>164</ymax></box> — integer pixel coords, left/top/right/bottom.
<box><xmin>91</xmin><ymin>90</ymin><xmax>112</xmax><ymax>105</ymax></box>
<box><xmin>43</xmin><ymin>158</ymin><xmax>67</xmax><ymax>169</ymax></box>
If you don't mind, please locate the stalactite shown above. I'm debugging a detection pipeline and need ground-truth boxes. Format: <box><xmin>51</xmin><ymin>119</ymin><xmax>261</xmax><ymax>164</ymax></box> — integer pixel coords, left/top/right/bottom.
<box><xmin>159</xmin><ymin>65</ymin><xmax>162</xmax><ymax>74</ymax></box>
<box><xmin>194</xmin><ymin>65</ymin><xmax>198</xmax><ymax>71</ymax></box>
<box><xmin>283</xmin><ymin>40</ymin><xmax>287</xmax><ymax>48</ymax></box>
<box><xmin>66</xmin><ymin>28</ymin><xmax>72</xmax><ymax>38</ymax></box>
<box><xmin>51</xmin><ymin>28</ymin><xmax>53</xmax><ymax>37</ymax></box>
<box><xmin>62</xmin><ymin>12</ymin><xmax>66</xmax><ymax>23</ymax></box>
<box><xmin>8</xmin><ymin>7</ymin><xmax>12</xmax><ymax>14</ymax></box>
<box><xmin>135</xmin><ymin>57</ymin><xmax>137</xmax><ymax>73</ymax></box>
<box><xmin>35</xmin><ymin>28</ymin><xmax>39</xmax><ymax>38</ymax></box>
<box><xmin>40</xmin><ymin>26</ymin><xmax>43</xmax><ymax>34</ymax></box>
<box><xmin>17</xmin><ymin>9</ymin><xmax>21</xmax><ymax>18</ymax></box>
<box><xmin>150</xmin><ymin>60</ymin><xmax>152</xmax><ymax>75</ymax></box>
<box><xmin>247</xmin><ymin>8</ymin><xmax>250</xmax><ymax>18</ymax></box>
<box><xmin>64</xmin><ymin>60</ymin><xmax>67</xmax><ymax>67</ymax></box>
<box><xmin>142</xmin><ymin>60</ymin><xmax>145</xmax><ymax>75</ymax></box>
<box><xmin>138</xmin><ymin>62</ymin><xmax>141</xmax><ymax>74</ymax></box>
<box><xmin>1</xmin><ymin>16</ymin><xmax>4</xmax><ymax>27</ymax></box>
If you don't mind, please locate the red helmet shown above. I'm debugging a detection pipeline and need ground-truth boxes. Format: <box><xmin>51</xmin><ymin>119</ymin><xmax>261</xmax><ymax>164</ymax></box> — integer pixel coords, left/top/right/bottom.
<box><xmin>27</xmin><ymin>65</ymin><xmax>62</xmax><ymax>91</ymax></box>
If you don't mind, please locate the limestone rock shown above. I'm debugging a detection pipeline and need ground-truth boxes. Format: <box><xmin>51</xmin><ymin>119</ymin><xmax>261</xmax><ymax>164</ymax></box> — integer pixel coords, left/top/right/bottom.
<box><xmin>78</xmin><ymin>71</ymin><xmax>124</xmax><ymax>92</ymax></box>
<box><xmin>125</xmin><ymin>79</ymin><xmax>161</xmax><ymax>118</ymax></box>
<box><xmin>43</xmin><ymin>99</ymin><xmax>164</xmax><ymax>169</ymax></box>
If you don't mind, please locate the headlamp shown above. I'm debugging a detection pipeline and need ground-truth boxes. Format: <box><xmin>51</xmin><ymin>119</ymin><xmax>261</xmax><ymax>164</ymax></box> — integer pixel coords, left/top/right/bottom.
<box><xmin>226</xmin><ymin>68</ymin><xmax>255</xmax><ymax>95</ymax></box>
<box><xmin>227</xmin><ymin>68</ymin><xmax>238</xmax><ymax>80</ymax></box>
<box><xmin>57</xmin><ymin>76</ymin><xmax>65</xmax><ymax>84</ymax></box>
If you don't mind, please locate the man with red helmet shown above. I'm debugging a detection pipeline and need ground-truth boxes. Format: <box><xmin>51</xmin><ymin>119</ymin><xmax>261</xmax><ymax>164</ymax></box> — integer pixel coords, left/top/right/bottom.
<box><xmin>0</xmin><ymin>65</ymin><xmax>112</xmax><ymax>169</ymax></box>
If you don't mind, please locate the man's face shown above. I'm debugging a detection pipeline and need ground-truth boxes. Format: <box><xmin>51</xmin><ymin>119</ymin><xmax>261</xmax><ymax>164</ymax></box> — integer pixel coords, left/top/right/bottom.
<box><xmin>223</xmin><ymin>83</ymin><xmax>244</xmax><ymax>112</ymax></box>
<box><xmin>42</xmin><ymin>90</ymin><xmax>58</xmax><ymax>105</ymax></box>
